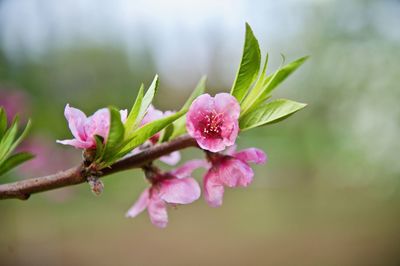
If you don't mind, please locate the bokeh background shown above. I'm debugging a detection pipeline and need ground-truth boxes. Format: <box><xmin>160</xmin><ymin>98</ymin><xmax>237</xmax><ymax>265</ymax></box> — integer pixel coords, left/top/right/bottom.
<box><xmin>1</xmin><ymin>0</ymin><xmax>400</xmax><ymax>265</ymax></box>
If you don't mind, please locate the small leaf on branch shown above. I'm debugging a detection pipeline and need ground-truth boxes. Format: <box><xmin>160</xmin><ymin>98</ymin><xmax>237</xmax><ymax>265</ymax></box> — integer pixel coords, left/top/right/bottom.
<box><xmin>0</xmin><ymin>116</ymin><xmax>19</xmax><ymax>163</ymax></box>
<box><xmin>134</xmin><ymin>75</ymin><xmax>159</xmax><ymax>129</ymax></box>
<box><xmin>230</xmin><ymin>23</ymin><xmax>261</xmax><ymax>103</ymax></box>
<box><xmin>0</xmin><ymin>152</ymin><xmax>35</xmax><ymax>176</ymax></box>
<box><xmin>118</xmin><ymin>109</ymin><xmax>186</xmax><ymax>157</ymax></box>
<box><xmin>253</xmin><ymin>56</ymin><xmax>309</xmax><ymax>108</ymax></box>
<box><xmin>102</xmin><ymin>107</ymin><xmax>125</xmax><ymax>161</ymax></box>
<box><xmin>124</xmin><ymin>84</ymin><xmax>144</xmax><ymax>135</ymax></box>
<box><xmin>239</xmin><ymin>99</ymin><xmax>307</xmax><ymax>131</ymax></box>
<box><xmin>0</xmin><ymin>108</ymin><xmax>7</xmax><ymax>138</ymax></box>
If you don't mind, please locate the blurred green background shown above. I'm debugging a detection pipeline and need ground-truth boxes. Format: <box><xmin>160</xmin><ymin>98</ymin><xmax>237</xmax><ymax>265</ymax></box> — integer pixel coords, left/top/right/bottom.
<box><xmin>1</xmin><ymin>0</ymin><xmax>400</xmax><ymax>265</ymax></box>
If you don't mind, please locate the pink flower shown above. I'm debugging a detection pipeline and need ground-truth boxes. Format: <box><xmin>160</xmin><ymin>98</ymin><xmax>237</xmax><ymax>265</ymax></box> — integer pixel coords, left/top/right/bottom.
<box><xmin>140</xmin><ymin>105</ymin><xmax>180</xmax><ymax>165</ymax></box>
<box><xmin>57</xmin><ymin>104</ymin><xmax>127</xmax><ymax>149</ymax></box>
<box><xmin>186</xmin><ymin>93</ymin><xmax>240</xmax><ymax>152</ymax></box>
<box><xmin>204</xmin><ymin>147</ymin><xmax>267</xmax><ymax>207</ymax></box>
<box><xmin>126</xmin><ymin>160</ymin><xmax>208</xmax><ymax>228</ymax></box>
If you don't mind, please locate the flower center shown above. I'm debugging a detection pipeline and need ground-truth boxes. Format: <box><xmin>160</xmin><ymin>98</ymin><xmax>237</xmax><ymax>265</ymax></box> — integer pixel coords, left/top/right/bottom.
<box><xmin>201</xmin><ymin>111</ymin><xmax>224</xmax><ymax>138</ymax></box>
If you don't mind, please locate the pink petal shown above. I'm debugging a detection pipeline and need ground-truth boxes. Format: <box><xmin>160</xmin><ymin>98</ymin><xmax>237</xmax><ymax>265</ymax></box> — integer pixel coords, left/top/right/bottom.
<box><xmin>214</xmin><ymin>93</ymin><xmax>240</xmax><ymax>120</ymax></box>
<box><xmin>218</xmin><ymin>158</ymin><xmax>254</xmax><ymax>187</ymax></box>
<box><xmin>159</xmin><ymin>178</ymin><xmax>201</xmax><ymax>204</ymax></box>
<box><xmin>220</xmin><ymin>119</ymin><xmax>239</xmax><ymax>146</ymax></box>
<box><xmin>234</xmin><ymin>148</ymin><xmax>267</xmax><ymax>164</ymax></box>
<box><xmin>147</xmin><ymin>192</ymin><xmax>168</xmax><ymax>228</ymax></box>
<box><xmin>159</xmin><ymin>151</ymin><xmax>181</xmax><ymax>166</ymax></box>
<box><xmin>204</xmin><ymin>170</ymin><xmax>225</xmax><ymax>207</ymax></box>
<box><xmin>64</xmin><ymin>104</ymin><xmax>87</xmax><ymax>141</ymax></box>
<box><xmin>186</xmin><ymin>93</ymin><xmax>214</xmax><ymax>136</ymax></box>
<box><xmin>170</xmin><ymin>159</ymin><xmax>210</xmax><ymax>179</ymax></box>
<box><xmin>120</xmin><ymin>109</ymin><xmax>128</xmax><ymax>123</ymax></box>
<box><xmin>224</xmin><ymin>145</ymin><xmax>237</xmax><ymax>156</ymax></box>
<box><xmin>56</xmin><ymin>139</ymin><xmax>93</xmax><ymax>149</ymax></box>
<box><xmin>196</xmin><ymin>137</ymin><xmax>226</xmax><ymax>153</ymax></box>
<box><xmin>85</xmin><ymin>108</ymin><xmax>110</xmax><ymax>140</ymax></box>
<box><xmin>125</xmin><ymin>188</ymin><xmax>150</xmax><ymax>218</ymax></box>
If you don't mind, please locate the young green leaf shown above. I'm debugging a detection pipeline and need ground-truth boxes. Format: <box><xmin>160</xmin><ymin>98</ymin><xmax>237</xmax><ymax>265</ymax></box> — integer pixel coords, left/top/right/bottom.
<box><xmin>240</xmin><ymin>54</ymin><xmax>269</xmax><ymax>114</ymax></box>
<box><xmin>239</xmin><ymin>99</ymin><xmax>307</xmax><ymax>131</ymax></box>
<box><xmin>102</xmin><ymin>107</ymin><xmax>125</xmax><ymax>160</ymax></box>
<box><xmin>0</xmin><ymin>117</ymin><xmax>19</xmax><ymax>163</ymax></box>
<box><xmin>124</xmin><ymin>84</ymin><xmax>144</xmax><ymax>135</ymax></box>
<box><xmin>0</xmin><ymin>107</ymin><xmax>7</xmax><ymax>138</ymax></box>
<box><xmin>252</xmin><ymin>56</ymin><xmax>309</xmax><ymax>107</ymax></box>
<box><xmin>159</xmin><ymin>123</ymin><xmax>174</xmax><ymax>143</ymax></box>
<box><xmin>230</xmin><ymin>23</ymin><xmax>261</xmax><ymax>103</ymax></box>
<box><xmin>263</xmin><ymin>56</ymin><xmax>308</xmax><ymax>95</ymax></box>
<box><xmin>0</xmin><ymin>152</ymin><xmax>34</xmax><ymax>176</ymax></box>
<box><xmin>94</xmin><ymin>135</ymin><xmax>105</xmax><ymax>161</ymax></box>
<box><xmin>133</xmin><ymin>75</ymin><xmax>159</xmax><ymax>129</ymax></box>
<box><xmin>7</xmin><ymin>119</ymin><xmax>32</xmax><ymax>158</ymax></box>
<box><xmin>118</xmin><ymin>109</ymin><xmax>186</xmax><ymax>157</ymax></box>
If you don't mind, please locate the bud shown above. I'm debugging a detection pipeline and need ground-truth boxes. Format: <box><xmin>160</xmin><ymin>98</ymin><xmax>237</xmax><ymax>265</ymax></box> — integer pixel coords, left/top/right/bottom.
<box><xmin>87</xmin><ymin>176</ymin><xmax>104</xmax><ymax>196</ymax></box>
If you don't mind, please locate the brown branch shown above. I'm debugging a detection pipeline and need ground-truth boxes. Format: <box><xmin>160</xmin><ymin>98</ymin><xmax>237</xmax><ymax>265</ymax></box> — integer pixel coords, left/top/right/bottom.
<box><xmin>0</xmin><ymin>135</ymin><xmax>198</xmax><ymax>200</ymax></box>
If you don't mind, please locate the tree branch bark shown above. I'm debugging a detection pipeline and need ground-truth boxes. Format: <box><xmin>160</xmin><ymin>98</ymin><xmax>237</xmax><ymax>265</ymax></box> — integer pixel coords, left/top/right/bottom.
<box><xmin>0</xmin><ymin>135</ymin><xmax>198</xmax><ymax>200</ymax></box>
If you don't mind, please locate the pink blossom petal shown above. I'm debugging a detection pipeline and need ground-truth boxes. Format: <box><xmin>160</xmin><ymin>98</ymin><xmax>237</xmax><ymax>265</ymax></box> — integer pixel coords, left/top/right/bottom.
<box><xmin>221</xmin><ymin>119</ymin><xmax>239</xmax><ymax>145</ymax></box>
<box><xmin>214</xmin><ymin>93</ymin><xmax>241</xmax><ymax>119</ymax></box>
<box><xmin>186</xmin><ymin>93</ymin><xmax>214</xmax><ymax>136</ymax></box>
<box><xmin>148</xmin><ymin>192</ymin><xmax>168</xmax><ymax>228</ymax></box>
<box><xmin>170</xmin><ymin>159</ymin><xmax>210</xmax><ymax>179</ymax></box>
<box><xmin>85</xmin><ymin>108</ymin><xmax>110</xmax><ymax>140</ymax></box>
<box><xmin>125</xmin><ymin>188</ymin><xmax>150</xmax><ymax>218</ymax></box>
<box><xmin>64</xmin><ymin>104</ymin><xmax>87</xmax><ymax>141</ymax></box>
<box><xmin>224</xmin><ymin>145</ymin><xmax>237</xmax><ymax>156</ymax></box>
<box><xmin>204</xmin><ymin>170</ymin><xmax>225</xmax><ymax>207</ymax></box>
<box><xmin>196</xmin><ymin>137</ymin><xmax>227</xmax><ymax>153</ymax></box>
<box><xmin>218</xmin><ymin>158</ymin><xmax>254</xmax><ymax>187</ymax></box>
<box><xmin>56</xmin><ymin>139</ymin><xmax>92</xmax><ymax>149</ymax></box>
<box><xmin>234</xmin><ymin>148</ymin><xmax>267</xmax><ymax>164</ymax></box>
<box><xmin>186</xmin><ymin>93</ymin><xmax>240</xmax><ymax>153</ymax></box>
<box><xmin>159</xmin><ymin>178</ymin><xmax>201</xmax><ymax>204</ymax></box>
<box><xmin>159</xmin><ymin>151</ymin><xmax>181</xmax><ymax>165</ymax></box>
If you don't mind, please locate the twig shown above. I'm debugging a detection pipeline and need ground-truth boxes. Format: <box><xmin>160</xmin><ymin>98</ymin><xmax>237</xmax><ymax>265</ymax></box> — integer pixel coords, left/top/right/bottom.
<box><xmin>0</xmin><ymin>135</ymin><xmax>197</xmax><ymax>200</ymax></box>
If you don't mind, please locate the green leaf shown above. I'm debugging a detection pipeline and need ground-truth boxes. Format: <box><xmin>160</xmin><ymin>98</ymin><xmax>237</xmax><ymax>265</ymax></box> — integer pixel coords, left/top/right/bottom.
<box><xmin>7</xmin><ymin>119</ymin><xmax>32</xmax><ymax>158</ymax></box>
<box><xmin>103</xmin><ymin>107</ymin><xmax>125</xmax><ymax>160</ymax></box>
<box><xmin>124</xmin><ymin>84</ymin><xmax>144</xmax><ymax>135</ymax></box>
<box><xmin>0</xmin><ymin>107</ymin><xmax>7</xmax><ymax>138</ymax></box>
<box><xmin>0</xmin><ymin>117</ymin><xmax>19</xmax><ymax>163</ymax></box>
<box><xmin>0</xmin><ymin>152</ymin><xmax>34</xmax><ymax>176</ymax></box>
<box><xmin>118</xmin><ymin>109</ymin><xmax>186</xmax><ymax>157</ymax></box>
<box><xmin>239</xmin><ymin>99</ymin><xmax>307</xmax><ymax>131</ymax></box>
<box><xmin>159</xmin><ymin>123</ymin><xmax>174</xmax><ymax>143</ymax></box>
<box><xmin>94</xmin><ymin>135</ymin><xmax>105</xmax><ymax>161</ymax></box>
<box><xmin>133</xmin><ymin>75</ymin><xmax>159</xmax><ymax>129</ymax></box>
<box><xmin>254</xmin><ymin>56</ymin><xmax>309</xmax><ymax>106</ymax></box>
<box><xmin>230</xmin><ymin>23</ymin><xmax>261</xmax><ymax>103</ymax></box>
<box><xmin>167</xmin><ymin>76</ymin><xmax>207</xmax><ymax>141</ymax></box>
<box><xmin>240</xmin><ymin>54</ymin><xmax>269</xmax><ymax>114</ymax></box>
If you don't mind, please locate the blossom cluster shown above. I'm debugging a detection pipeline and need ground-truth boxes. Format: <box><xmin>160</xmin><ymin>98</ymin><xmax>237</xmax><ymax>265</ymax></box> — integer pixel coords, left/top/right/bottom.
<box><xmin>58</xmin><ymin>93</ymin><xmax>266</xmax><ymax>228</ymax></box>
